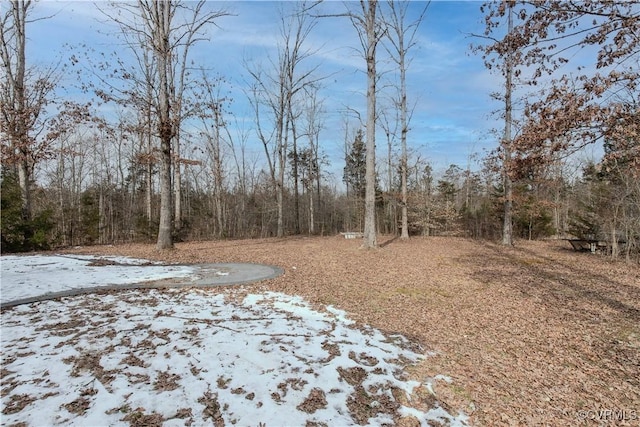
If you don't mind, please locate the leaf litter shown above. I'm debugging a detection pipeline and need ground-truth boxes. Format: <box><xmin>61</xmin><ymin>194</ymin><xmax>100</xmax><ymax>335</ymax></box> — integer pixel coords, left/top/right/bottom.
<box><xmin>5</xmin><ymin>236</ymin><xmax>636</xmax><ymax>425</ymax></box>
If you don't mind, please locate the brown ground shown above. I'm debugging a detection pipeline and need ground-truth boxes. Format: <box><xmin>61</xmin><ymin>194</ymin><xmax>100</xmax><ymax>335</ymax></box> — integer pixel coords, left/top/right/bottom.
<box><xmin>58</xmin><ymin>235</ymin><xmax>640</xmax><ymax>426</ymax></box>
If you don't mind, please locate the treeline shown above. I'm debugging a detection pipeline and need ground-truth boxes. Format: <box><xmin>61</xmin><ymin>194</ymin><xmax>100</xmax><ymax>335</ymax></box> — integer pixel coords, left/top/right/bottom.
<box><xmin>2</xmin><ymin>1</ymin><xmax>638</xmax><ymax>262</ymax></box>
<box><xmin>2</xmin><ymin>125</ymin><xmax>638</xmax><ymax>262</ymax></box>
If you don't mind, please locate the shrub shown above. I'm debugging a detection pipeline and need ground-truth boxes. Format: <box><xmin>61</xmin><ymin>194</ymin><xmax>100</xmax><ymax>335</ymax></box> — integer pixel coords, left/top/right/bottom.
<box><xmin>1</xmin><ymin>171</ymin><xmax>55</xmax><ymax>252</ymax></box>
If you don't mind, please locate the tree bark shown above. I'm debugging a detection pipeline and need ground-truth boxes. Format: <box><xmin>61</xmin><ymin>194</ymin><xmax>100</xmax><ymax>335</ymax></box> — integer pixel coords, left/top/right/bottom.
<box><xmin>173</xmin><ymin>131</ymin><xmax>182</xmax><ymax>234</ymax></box>
<box><xmin>502</xmin><ymin>3</ymin><xmax>514</xmax><ymax>246</ymax></box>
<box><xmin>213</xmin><ymin>105</ymin><xmax>225</xmax><ymax>238</ymax></box>
<box><xmin>362</xmin><ymin>0</ymin><xmax>379</xmax><ymax>249</ymax></box>
<box><xmin>153</xmin><ymin>0</ymin><xmax>174</xmax><ymax>250</ymax></box>
<box><xmin>290</xmin><ymin>110</ymin><xmax>301</xmax><ymax>234</ymax></box>
<box><xmin>399</xmin><ymin>56</ymin><xmax>409</xmax><ymax>240</ymax></box>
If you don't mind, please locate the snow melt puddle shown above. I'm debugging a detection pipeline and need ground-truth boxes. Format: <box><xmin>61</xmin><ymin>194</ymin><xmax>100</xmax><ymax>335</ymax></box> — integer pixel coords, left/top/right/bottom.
<box><xmin>1</xmin><ymin>289</ymin><xmax>468</xmax><ymax>426</ymax></box>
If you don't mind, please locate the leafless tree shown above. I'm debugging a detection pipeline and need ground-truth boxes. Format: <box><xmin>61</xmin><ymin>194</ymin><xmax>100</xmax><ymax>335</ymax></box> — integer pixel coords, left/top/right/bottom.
<box><xmin>501</xmin><ymin>2</ymin><xmax>515</xmax><ymax>246</ymax></box>
<box><xmin>1</xmin><ymin>0</ymin><xmax>57</xmax><ymax>239</ymax></box>
<box><xmin>102</xmin><ymin>0</ymin><xmax>228</xmax><ymax>249</ymax></box>
<box><xmin>246</xmin><ymin>2</ymin><xmax>321</xmax><ymax>237</ymax></box>
<box><xmin>301</xmin><ymin>84</ymin><xmax>325</xmax><ymax>234</ymax></box>
<box><xmin>378</xmin><ymin>101</ymin><xmax>398</xmax><ymax>234</ymax></box>
<box><xmin>195</xmin><ymin>71</ymin><xmax>229</xmax><ymax>238</ymax></box>
<box><xmin>383</xmin><ymin>0</ymin><xmax>429</xmax><ymax>240</ymax></box>
<box><xmin>347</xmin><ymin>0</ymin><xmax>387</xmax><ymax>248</ymax></box>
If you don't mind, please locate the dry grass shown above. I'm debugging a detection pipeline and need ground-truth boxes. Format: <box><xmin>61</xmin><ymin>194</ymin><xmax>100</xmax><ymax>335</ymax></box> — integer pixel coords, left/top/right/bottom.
<box><xmin>59</xmin><ymin>235</ymin><xmax>640</xmax><ymax>426</ymax></box>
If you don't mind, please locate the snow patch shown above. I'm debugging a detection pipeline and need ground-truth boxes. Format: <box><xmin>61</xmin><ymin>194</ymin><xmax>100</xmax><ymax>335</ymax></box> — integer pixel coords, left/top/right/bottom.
<box><xmin>0</xmin><ymin>254</ymin><xmax>198</xmax><ymax>304</ymax></box>
<box><xmin>0</xmin><ymin>255</ymin><xmax>467</xmax><ymax>426</ymax></box>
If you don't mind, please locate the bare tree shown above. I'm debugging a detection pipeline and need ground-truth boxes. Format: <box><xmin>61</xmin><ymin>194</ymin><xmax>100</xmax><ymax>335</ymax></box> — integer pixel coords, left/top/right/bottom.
<box><xmin>103</xmin><ymin>0</ymin><xmax>228</xmax><ymax>249</ymax></box>
<box><xmin>383</xmin><ymin>0</ymin><xmax>429</xmax><ymax>240</ymax></box>
<box><xmin>303</xmin><ymin>85</ymin><xmax>325</xmax><ymax>234</ymax></box>
<box><xmin>168</xmin><ymin>3</ymin><xmax>216</xmax><ymax>235</ymax></box>
<box><xmin>474</xmin><ymin>1</ymin><xmax>519</xmax><ymax>245</ymax></box>
<box><xmin>348</xmin><ymin>0</ymin><xmax>386</xmax><ymax>248</ymax></box>
<box><xmin>145</xmin><ymin>0</ymin><xmax>174</xmax><ymax>249</ymax></box>
<box><xmin>195</xmin><ymin>72</ymin><xmax>229</xmax><ymax>238</ymax></box>
<box><xmin>378</xmin><ymin>103</ymin><xmax>398</xmax><ymax>234</ymax></box>
<box><xmin>0</xmin><ymin>0</ymin><xmax>58</xmax><ymax>244</ymax></box>
<box><xmin>501</xmin><ymin>2</ymin><xmax>514</xmax><ymax>246</ymax></box>
<box><xmin>246</xmin><ymin>2</ymin><xmax>321</xmax><ymax>237</ymax></box>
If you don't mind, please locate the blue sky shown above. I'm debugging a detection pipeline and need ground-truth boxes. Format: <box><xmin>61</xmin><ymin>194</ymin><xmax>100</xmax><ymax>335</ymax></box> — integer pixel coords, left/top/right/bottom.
<box><xmin>27</xmin><ymin>0</ymin><xmax>503</xmax><ymax>185</ymax></box>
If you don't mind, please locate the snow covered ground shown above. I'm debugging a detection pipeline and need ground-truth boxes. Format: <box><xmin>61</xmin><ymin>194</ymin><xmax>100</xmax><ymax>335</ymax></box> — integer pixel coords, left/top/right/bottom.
<box><xmin>1</xmin><ymin>255</ymin><xmax>467</xmax><ymax>426</ymax></box>
<box><xmin>0</xmin><ymin>254</ymin><xmax>198</xmax><ymax>305</ymax></box>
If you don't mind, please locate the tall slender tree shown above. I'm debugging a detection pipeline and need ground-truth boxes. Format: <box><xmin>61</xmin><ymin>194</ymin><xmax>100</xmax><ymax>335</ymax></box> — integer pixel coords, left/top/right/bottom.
<box><xmin>475</xmin><ymin>1</ymin><xmax>519</xmax><ymax>245</ymax></box>
<box><xmin>196</xmin><ymin>71</ymin><xmax>228</xmax><ymax>238</ymax></box>
<box><xmin>146</xmin><ymin>1</ymin><xmax>173</xmax><ymax>249</ymax></box>
<box><xmin>348</xmin><ymin>0</ymin><xmax>386</xmax><ymax>248</ymax></box>
<box><xmin>501</xmin><ymin>2</ymin><xmax>514</xmax><ymax>246</ymax></box>
<box><xmin>303</xmin><ymin>85</ymin><xmax>325</xmax><ymax>234</ymax></box>
<box><xmin>1</xmin><ymin>0</ymin><xmax>32</xmax><ymax>228</ymax></box>
<box><xmin>383</xmin><ymin>0</ymin><xmax>428</xmax><ymax>240</ymax></box>
<box><xmin>0</xmin><ymin>1</ymin><xmax>31</xmax><ymax>226</ymax></box>
<box><xmin>0</xmin><ymin>1</ymin><xmax>69</xmax><ymax>249</ymax></box>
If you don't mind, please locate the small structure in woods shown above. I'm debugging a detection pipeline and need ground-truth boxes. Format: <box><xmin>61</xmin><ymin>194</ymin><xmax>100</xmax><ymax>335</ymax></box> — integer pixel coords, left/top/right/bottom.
<box><xmin>566</xmin><ymin>238</ymin><xmax>626</xmax><ymax>254</ymax></box>
<box><xmin>567</xmin><ymin>238</ymin><xmax>608</xmax><ymax>253</ymax></box>
<box><xmin>341</xmin><ymin>232</ymin><xmax>364</xmax><ymax>239</ymax></box>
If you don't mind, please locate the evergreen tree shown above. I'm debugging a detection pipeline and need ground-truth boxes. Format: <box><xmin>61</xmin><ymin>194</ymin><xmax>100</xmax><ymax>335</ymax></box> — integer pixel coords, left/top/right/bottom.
<box><xmin>343</xmin><ymin>129</ymin><xmax>367</xmax><ymax>199</ymax></box>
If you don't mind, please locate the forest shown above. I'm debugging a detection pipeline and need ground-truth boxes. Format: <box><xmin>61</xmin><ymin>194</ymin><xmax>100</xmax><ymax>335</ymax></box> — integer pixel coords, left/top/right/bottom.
<box><xmin>1</xmin><ymin>1</ymin><xmax>638</xmax><ymax>261</ymax></box>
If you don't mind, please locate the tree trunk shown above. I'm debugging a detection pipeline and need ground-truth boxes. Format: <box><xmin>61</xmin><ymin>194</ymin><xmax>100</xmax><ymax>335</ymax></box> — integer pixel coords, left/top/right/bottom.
<box><xmin>16</xmin><ymin>3</ymin><xmax>30</xmax><ymax>225</ymax></box>
<box><xmin>145</xmin><ymin>132</ymin><xmax>153</xmax><ymax>231</ymax></box>
<box><xmin>17</xmin><ymin>161</ymin><xmax>31</xmax><ymax>223</ymax></box>
<box><xmin>291</xmin><ymin>117</ymin><xmax>301</xmax><ymax>234</ymax></box>
<box><xmin>157</xmin><ymin>135</ymin><xmax>173</xmax><ymax>249</ymax></box>
<box><xmin>173</xmin><ymin>135</ymin><xmax>182</xmax><ymax>234</ymax></box>
<box><xmin>385</xmin><ymin>0</ymin><xmax>426</xmax><ymax>239</ymax></box>
<box><xmin>384</xmin><ymin>125</ymin><xmax>396</xmax><ymax>235</ymax></box>
<box><xmin>276</xmin><ymin>180</ymin><xmax>284</xmax><ymax>237</ymax></box>
<box><xmin>57</xmin><ymin>152</ymin><xmax>68</xmax><ymax>246</ymax></box>
<box><xmin>154</xmin><ymin>1</ymin><xmax>174</xmax><ymax>250</ymax></box>
<box><xmin>213</xmin><ymin>107</ymin><xmax>225</xmax><ymax>238</ymax></box>
<box><xmin>399</xmin><ymin>98</ymin><xmax>409</xmax><ymax>239</ymax></box>
<box><xmin>99</xmin><ymin>185</ymin><xmax>105</xmax><ymax>244</ymax></box>
<box><xmin>398</xmin><ymin>29</ymin><xmax>409</xmax><ymax>240</ymax></box>
<box><xmin>141</xmin><ymin>74</ymin><xmax>154</xmax><ymax>236</ymax></box>
<box><xmin>5</xmin><ymin>2</ymin><xmax>32</xmax><ymax>231</ymax></box>
<box><xmin>309</xmin><ymin>188</ymin><xmax>315</xmax><ymax>234</ymax></box>
<box><xmin>362</xmin><ymin>0</ymin><xmax>378</xmax><ymax>249</ymax></box>
<box><xmin>502</xmin><ymin>3</ymin><xmax>514</xmax><ymax>246</ymax></box>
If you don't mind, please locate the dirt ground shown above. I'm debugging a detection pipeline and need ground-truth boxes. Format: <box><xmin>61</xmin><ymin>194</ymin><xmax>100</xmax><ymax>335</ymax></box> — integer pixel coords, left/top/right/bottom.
<box><xmin>58</xmin><ymin>235</ymin><xmax>640</xmax><ymax>426</ymax></box>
